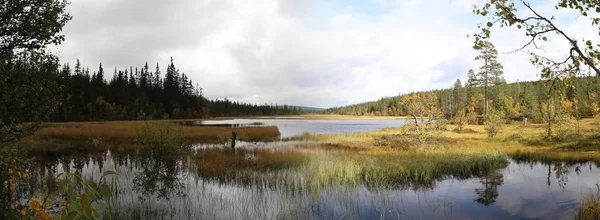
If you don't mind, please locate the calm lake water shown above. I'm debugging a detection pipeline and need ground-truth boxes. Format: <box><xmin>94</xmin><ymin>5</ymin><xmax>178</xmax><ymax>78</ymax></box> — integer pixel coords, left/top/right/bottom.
<box><xmin>11</xmin><ymin>119</ymin><xmax>599</xmax><ymax>219</ymax></box>
<box><xmin>20</xmin><ymin>146</ymin><xmax>600</xmax><ymax>220</ymax></box>
<box><xmin>191</xmin><ymin>118</ymin><xmax>409</xmax><ymax>138</ymax></box>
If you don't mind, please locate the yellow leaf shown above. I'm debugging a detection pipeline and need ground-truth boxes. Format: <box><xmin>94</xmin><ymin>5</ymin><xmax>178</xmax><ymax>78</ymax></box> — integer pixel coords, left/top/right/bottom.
<box><xmin>8</xmin><ymin>169</ymin><xmax>13</xmax><ymax>174</ymax></box>
<box><xmin>20</xmin><ymin>208</ymin><xmax>26</xmax><ymax>216</ymax></box>
<box><xmin>9</xmin><ymin>185</ymin><xmax>16</xmax><ymax>192</ymax></box>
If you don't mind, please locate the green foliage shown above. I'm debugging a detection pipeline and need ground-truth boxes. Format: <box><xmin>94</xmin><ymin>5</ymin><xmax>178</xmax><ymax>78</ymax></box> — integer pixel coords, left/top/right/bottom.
<box><xmin>54</xmin><ymin>170</ymin><xmax>116</xmax><ymax>220</ymax></box>
<box><xmin>0</xmin><ymin>0</ymin><xmax>72</xmax><ymax>54</ymax></box>
<box><xmin>7</xmin><ymin>163</ymin><xmax>117</xmax><ymax>220</ymax></box>
<box><xmin>0</xmin><ymin>0</ymin><xmax>71</xmax><ymax>144</ymax></box>
<box><xmin>502</xmin><ymin>96</ymin><xmax>522</xmax><ymax>121</ymax></box>
<box><xmin>326</xmin><ymin>76</ymin><xmax>600</xmax><ymax>127</ymax></box>
<box><xmin>485</xmin><ymin>108</ymin><xmax>505</xmax><ymax>138</ymax></box>
<box><xmin>134</xmin><ymin>120</ymin><xmax>185</xmax><ymax>154</ymax></box>
<box><xmin>400</xmin><ymin>92</ymin><xmax>442</xmax><ymax>131</ymax></box>
<box><xmin>0</xmin><ymin>51</ymin><xmax>64</xmax><ymax>144</ymax></box>
<box><xmin>473</xmin><ymin>40</ymin><xmax>505</xmax><ymax>115</ymax></box>
<box><xmin>472</xmin><ymin>0</ymin><xmax>600</xmax><ymax>89</ymax></box>
<box><xmin>50</xmin><ymin>57</ymin><xmax>304</xmax><ymax>121</ymax></box>
<box><xmin>455</xmin><ymin>108</ymin><xmax>468</xmax><ymax>132</ymax></box>
<box><xmin>216</xmin><ymin>133</ymin><xmax>231</xmax><ymax>146</ymax></box>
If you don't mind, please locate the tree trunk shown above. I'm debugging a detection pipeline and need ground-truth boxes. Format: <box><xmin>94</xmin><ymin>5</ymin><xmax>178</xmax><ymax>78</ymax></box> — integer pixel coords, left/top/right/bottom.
<box><xmin>546</xmin><ymin>101</ymin><xmax>552</xmax><ymax>138</ymax></box>
<box><xmin>485</xmin><ymin>58</ymin><xmax>489</xmax><ymax>116</ymax></box>
<box><xmin>413</xmin><ymin>116</ymin><xmax>418</xmax><ymax>129</ymax></box>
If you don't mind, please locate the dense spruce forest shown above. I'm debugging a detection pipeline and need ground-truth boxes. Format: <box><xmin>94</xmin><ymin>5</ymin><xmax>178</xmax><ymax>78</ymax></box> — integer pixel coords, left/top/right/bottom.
<box><xmin>325</xmin><ymin>75</ymin><xmax>600</xmax><ymax>123</ymax></box>
<box><xmin>50</xmin><ymin>58</ymin><xmax>303</xmax><ymax>121</ymax></box>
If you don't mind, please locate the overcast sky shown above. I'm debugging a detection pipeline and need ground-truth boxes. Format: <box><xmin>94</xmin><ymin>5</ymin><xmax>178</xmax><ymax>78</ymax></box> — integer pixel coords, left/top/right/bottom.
<box><xmin>52</xmin><ymin>0</ymin><xmax>599</xmax><ymax>108</ymax></box>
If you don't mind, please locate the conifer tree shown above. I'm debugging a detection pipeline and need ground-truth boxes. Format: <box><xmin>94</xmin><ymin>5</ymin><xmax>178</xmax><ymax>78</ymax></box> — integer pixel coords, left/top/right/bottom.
<box><xmin>474</xmin><ymin>40</ymin><xmax>505</xmax><ymax>115</ymax></box>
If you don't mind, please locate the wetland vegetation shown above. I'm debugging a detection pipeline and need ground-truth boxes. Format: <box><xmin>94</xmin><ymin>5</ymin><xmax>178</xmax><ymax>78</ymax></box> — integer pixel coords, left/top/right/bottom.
<box><xmin>5</xmin><ymin>115</ymin><xmax>600</xmax><ymax>219</ymax></box>
<box><xmin>5</xmin><ymin>0</ymin><xmax>600</xmax><ymax>219</ymax></box>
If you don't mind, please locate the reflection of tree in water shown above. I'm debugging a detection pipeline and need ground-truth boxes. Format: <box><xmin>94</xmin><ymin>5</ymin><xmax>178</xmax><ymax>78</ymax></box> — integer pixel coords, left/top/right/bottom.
<box><xmin>545</xmin><ymin>162</ymin><xmax>571</xmax><ymax>190</ymax></box>
<box><xmin>132</xmin><ymin>152</ymin><xmax>187</xmax><ymax>200</ymax></box>
<box><xmin>553</xmin><ymin>162</ymin><xmax>570</xmax><ymax>190</ymax></box>
<box><xmin>474</xmin><ymin>169</ymin><xmax>504</xmax><ymax>206</ymax></box>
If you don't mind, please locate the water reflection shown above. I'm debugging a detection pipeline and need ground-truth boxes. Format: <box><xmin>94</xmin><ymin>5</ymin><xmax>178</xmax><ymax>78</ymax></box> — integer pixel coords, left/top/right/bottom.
<box><xmin>474</xmin><ymin>169</ymin><xmax>504</xmax><ymax>206</ymax></box>
<box><xmin>132</xmin><ymin>152</ymin><xmax>187</xmax><ymax>200</ymax></box>
<box><xmin>187</xmin><ymin>119</ymin><xmax>409</xmax><ymax>138</ymax></box>
<box><xmin>6</xmin><ymin>149</ymin><xmax>600</xmax><ymax>219</ymax></box>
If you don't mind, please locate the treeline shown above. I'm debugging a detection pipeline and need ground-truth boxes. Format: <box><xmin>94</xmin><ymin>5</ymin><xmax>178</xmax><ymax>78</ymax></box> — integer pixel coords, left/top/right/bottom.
<box><xmin>326</xmin><ymin>40</ymin><xmax>600</xmax><ymax>124</ymax></box>
<box><xmin>50</xmin><ymin>58</ymin><xmax>301</xmax><ymax>121</ymax></box>
<box><xmin>324</xmin><ymin>75</ymin><xmax>600</xmax><ymax>123</ymax></box>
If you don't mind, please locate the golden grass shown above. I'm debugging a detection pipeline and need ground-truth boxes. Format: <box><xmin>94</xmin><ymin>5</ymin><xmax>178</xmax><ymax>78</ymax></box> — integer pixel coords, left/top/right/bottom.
<box><xmin>298</xmin><ymin>114</ymin><xmax>410</xmax><ymax>120</ymax></box>
<box><xmin>34</xmin><ymin>120</ymin><xmax>281</xmax><ymax>143</ymax></box>
<box><xmin>577</xmin><ymin>185</ymin><xmax>600</xmax><ymax>220</ymax></box>
<box><xmin>190</xmin><ymin>144</ymin><xmax>507</xmax><ymax>190</ymax></box>
<box><xmin>194</xmin><ymin>147</ymin><xmax>310</xmax><ymax>184</ymax></box>
<box><xmin>291</xmin><ymin>118</ymin><xmax>600</xmax><ymax>163</ymax></box>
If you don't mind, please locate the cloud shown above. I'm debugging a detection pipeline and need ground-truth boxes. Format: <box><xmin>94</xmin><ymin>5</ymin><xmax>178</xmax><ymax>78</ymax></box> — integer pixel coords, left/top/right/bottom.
<box><xmin>54</xmin><ymin>0</ymin><xmax>600</xmax><ymax>108</ymax></box>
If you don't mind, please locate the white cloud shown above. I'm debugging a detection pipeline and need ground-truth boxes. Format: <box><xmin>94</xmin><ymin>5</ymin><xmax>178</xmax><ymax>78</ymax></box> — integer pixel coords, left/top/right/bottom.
<box><xmin>54</xmin><ymin>0</ymin><xmax>600</xmax><ymax>108</ymax></box>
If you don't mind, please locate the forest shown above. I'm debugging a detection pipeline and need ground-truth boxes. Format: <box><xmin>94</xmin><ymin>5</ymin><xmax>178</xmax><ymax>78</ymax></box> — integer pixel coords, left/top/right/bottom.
<box><xmin>50</xmin><ymin>58</ymin><xmax>304</xmax><ymax>122</ymax></box>
<box><xmin>325</xmin><ymin>41</ymin><xmax>600</xmax><ymax>125</ymax></box>
<box><xmin>325</xmin><ymin>76</ymin><xmax>600</xmax><ymax>121</ymax></box>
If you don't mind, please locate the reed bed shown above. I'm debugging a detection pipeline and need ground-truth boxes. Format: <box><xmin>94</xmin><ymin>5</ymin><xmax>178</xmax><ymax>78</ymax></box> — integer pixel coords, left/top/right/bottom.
<box><xmin>577</xmin><ymin>184</ymin><xmax>600</xmax><ymax>220</ymax></box>
<box><xmin>33</xmin><ymin>120</ymin><xmax>281</xmax><ymax>144</ymax></box>
<box><xmin>191</xmin><ymin>145</ymin><xmax>508</xmax><ymax>192</ymax></box>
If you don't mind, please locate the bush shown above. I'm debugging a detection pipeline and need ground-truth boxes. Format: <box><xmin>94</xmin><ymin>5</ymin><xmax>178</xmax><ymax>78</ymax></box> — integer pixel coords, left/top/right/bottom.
<box><xmin>485</xmin><ymin>108</ymin><xmax>505</xmax><ymax>138</ymax></box>
<box><xmin>134</xmin><ymin>120</ymin><xmax>185</xmax><ymax>154</ymax></box>
<box><xmin>454</xmin><ymin>108</ymin><xmax>468</xmax><ymax>133</ymax></box>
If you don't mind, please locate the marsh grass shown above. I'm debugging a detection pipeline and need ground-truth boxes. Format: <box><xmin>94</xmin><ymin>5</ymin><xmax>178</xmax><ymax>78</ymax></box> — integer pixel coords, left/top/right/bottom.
<box><xmin>32</xmin><ymin>120</ymin><xmax>281</xmax><ymax>146</ymax></box>
<box><xmin>192</xmin><ymin>144</ymin><xmax>508</xmax><ymax>192</ymax></box>
<box><xmin>353</xmin><ymin>150</ymin><xmax>508</xmax><ymax>190</ymax></box>
<box><xmin>287</xmin><ymin>118</ymin><xmax>600</xmax><ymax>164</ymax></box>
<box><xmin>194</xmin><ymin>147</ymin><xmax>310</xmax><ymax>183</ymax></box>
<box><xmin>577</xmin><ymin>184</ymin><xmax>600</xmax><ymax>220</ymax></box>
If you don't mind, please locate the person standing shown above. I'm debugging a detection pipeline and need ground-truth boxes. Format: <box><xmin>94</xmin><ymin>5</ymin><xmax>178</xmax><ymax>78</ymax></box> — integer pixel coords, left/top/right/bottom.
<box><xmin>231</xmin><ymin>132</ymin><xmax>236</xmax><ymax>149</ymax></box>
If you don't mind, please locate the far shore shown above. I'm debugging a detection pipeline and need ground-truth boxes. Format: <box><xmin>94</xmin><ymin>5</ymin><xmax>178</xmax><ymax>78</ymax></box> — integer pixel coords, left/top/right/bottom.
<box><xmin>198</xmin><ymin>114</ymin><xmax>411</xmax><ymax>121</ymax></box>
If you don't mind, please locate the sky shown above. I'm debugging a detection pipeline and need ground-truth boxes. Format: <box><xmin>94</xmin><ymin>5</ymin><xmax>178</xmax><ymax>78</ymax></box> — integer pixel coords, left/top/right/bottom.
<box><xmin>52</xmin><ymin>0</ymin><xmax>600</xmax><ymax>108</ymax></box>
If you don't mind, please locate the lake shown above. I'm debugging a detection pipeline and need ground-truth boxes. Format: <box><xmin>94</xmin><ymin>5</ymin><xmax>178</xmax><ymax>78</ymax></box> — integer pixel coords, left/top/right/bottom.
<box><xmin>21</xmin><ymin>147</ymin><xmax>599</xmax><ymax>220</ymax></box>
<box><xmin>189</xmin><ymin>118</ymin><xmax>409</xmax><ymax>138</ymax></box>
<box><xmin>10</xmin><ymin>119</ymin><xmax>600</xmax><ymax>219</ymax></box>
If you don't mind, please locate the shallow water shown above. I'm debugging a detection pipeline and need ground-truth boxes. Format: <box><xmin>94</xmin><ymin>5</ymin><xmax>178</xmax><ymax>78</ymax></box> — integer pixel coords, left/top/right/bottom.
<box><xmin>190</xmin><ymin>118</ymin><xmax>409</xmax><ymax>138</ymax></box>
<box><xmin>17</xmin><ymin>144</ymin><xmax>600</xmax><ymax>220</ymax></box>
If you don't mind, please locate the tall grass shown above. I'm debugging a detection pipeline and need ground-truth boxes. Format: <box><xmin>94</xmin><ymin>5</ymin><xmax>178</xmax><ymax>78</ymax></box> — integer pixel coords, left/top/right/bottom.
<box><xmin>577</xmin><ymin>184</ymin><xmax>600</xmax><ymax>220</ymax></box>
<box><xmin>194</xmin><ymin>147</ymin><xmax>310</xmax><ymax>184</ymax></box>
<box><xmin>32</xmin><ymin>120</ymin><xmax>281</xmax><ymax>146</ymax></box>
<box><xmin>192</xmin><ymin>145</ymin><xmax>508</xmax><ymax>192</ymax></box>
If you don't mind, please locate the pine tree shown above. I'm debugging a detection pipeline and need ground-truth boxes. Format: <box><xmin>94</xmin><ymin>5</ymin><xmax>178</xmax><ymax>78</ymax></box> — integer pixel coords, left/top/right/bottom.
<box><xmin>474</xmin><ymin>40</ymin><xmax>504</xmax><ymax>115</ymax></box>
<box><xmin>453</xmin><ymin>79</ymin><xmax>464</xmax><ymax>115</ymax></box>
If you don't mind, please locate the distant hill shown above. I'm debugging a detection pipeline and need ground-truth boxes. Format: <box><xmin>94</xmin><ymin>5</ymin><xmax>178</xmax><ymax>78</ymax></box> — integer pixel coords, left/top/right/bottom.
<box><xmin>323</xmin><ymin>76</ymin><xmax>600</xmax><ymax>123</ymax></box>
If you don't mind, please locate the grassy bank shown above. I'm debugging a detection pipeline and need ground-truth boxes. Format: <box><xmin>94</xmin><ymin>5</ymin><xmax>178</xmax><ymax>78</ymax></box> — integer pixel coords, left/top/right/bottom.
<box><xmin>296</xmin><ymin>114</ymin><xmax>410</xmax><ymax>120</ymax></box>
<box><xmin>289</xmin><ymin>118</ymin><xmax>600</xmax><ymax>164</ymax></box>
<box><xmin>32</xmin><ymin>120</ymin><xmax>281</xmax><ymax>144</ymax></box>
